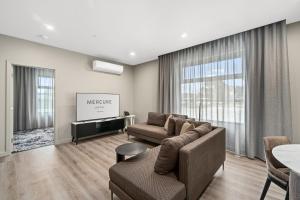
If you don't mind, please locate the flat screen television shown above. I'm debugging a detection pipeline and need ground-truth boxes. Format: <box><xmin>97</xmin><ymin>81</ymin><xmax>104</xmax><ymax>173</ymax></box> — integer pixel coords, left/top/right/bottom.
<box><xmin>76</xmin><ymin>93</ymin><xmax>120</xmax><ymax>121</ymax></box>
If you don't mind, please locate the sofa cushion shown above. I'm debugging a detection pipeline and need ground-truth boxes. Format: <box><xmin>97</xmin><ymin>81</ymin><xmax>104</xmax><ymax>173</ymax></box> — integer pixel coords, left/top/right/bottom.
<box><xmin>180</xmin><ymin>122</ymin><xmax>195</xmax><ymax>135</ymax></box>
<box><xmin>166</xmin><ymin>113</ymin><xmax>188</xmax><ymax>119</ymax></box>
<box><xmin>154</xmin><ymin>132</ymin><xmax>199</xmax><ymax>175</ymax></box>
<box><xmin>164</xmin><ymin>114</ymin><xmax>173</xmax><ymax>130</ymax></box>
<box><xmin>190</xmin><ymin>121</ymin><xmax>206</xmax><ymax>128</ymax></box>
<box><xmin>109</xmin><ymin>146</ymin><xmax>186</xmax><ymax>200</ymax></box>
<box><xmin>167</xmin><ymin>117</ymin><xmax>176</xmax><ymax>136</ymax></box>
<box><xmin>147</xmin><ymin>112</ymin><xmax>166</xmax><ymax>127</ymax></box>
<box><xmin>193</xmin><ymin>123</ymin><xmax>212</xmax><ymax>137</ymax></box>
<box><xmin>174</xmin><ymin>118</ymin><xmax>193</xmax><ymax>136</ymax></box>
<box><xmin>127</xmin><ymin>123</ymin><xmax>169</xmax><ymax>141</ymax></box>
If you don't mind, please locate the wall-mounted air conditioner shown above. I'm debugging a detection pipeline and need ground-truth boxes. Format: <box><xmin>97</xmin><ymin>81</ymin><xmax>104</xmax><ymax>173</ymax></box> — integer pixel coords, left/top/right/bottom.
<box><xmin>92</xmin><ymin>60</ymin><xmax>123</xmax><ymax>75</ymax></box>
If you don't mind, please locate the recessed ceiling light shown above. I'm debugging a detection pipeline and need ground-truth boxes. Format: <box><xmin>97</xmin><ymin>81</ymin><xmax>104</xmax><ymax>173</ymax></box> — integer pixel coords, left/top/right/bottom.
<box><xmin>129</xmin><ymin>52</ymin><xmax>136</xmax><ymax>56</ymax></box>
<box><xmin>181</xmin><ymin>32</ymin><xmax>188</xmax><ymax>38</ymax></box>
<box><xmin>37</xmin><ymin>34</ymin><xmax>49</xmax><ymax>40</ymax></box>
<box><xmin>44</xmin><ymin>24</ymin><xmax>55</xmax><ymax>31</ymax></box>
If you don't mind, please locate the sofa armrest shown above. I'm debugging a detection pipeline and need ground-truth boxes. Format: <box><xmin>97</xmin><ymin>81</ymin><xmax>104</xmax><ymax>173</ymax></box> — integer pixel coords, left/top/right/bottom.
<box><xmin>178</xmin><ymin>127</ymin><xmax>226</xmax><ymax>200</ymax></box>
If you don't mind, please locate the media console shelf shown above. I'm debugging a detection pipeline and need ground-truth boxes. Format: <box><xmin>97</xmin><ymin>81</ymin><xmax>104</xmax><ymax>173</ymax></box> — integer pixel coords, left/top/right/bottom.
<box><xmin>71</xmin><ymin>117</ymin><xmax>125</xmax><ymax>144</ymax></box>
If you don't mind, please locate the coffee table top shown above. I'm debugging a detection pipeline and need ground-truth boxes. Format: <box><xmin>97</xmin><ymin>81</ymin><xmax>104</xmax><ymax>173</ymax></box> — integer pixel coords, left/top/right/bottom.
<box><xmin>115</xmin><ymin>143</ymin><xmax>147</xmax><ymax>156</ymax></box>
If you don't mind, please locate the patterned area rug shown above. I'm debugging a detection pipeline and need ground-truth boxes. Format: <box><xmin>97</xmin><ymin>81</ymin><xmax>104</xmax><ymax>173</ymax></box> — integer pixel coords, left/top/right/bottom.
<box><xmin>13</xmin><ymin>128</ymin><xmax>54</xmax><ymax>152</ymax></box>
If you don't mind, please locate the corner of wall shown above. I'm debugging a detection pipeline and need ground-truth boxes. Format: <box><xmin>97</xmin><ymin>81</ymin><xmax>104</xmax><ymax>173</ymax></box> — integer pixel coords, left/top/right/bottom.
<box><xmin>132</xmin><ymin>60</ymin><xmax>159</xmax><ymax>122</ymax></box>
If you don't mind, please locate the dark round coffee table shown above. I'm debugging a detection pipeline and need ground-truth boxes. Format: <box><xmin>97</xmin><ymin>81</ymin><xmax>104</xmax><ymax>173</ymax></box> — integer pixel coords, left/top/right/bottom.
<box><xmin>115</xmin><ymin>143</ymin><xmax>147</xmax><ymax>163</ymax></box>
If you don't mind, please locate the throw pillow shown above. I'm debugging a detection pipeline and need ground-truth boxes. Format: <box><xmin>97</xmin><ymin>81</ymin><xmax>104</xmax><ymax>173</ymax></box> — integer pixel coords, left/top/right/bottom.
<box><xmin>154</xmin><ymin>132</ymin><xmax>199</xmax><ymax>174</ymax></box>
<box><xmin>180</xmin><ymin>122</ymin><xmax>195</xmax><ymax>135</ymax></box>
<box><xmin>147</xmin><ymin>112</ymin><xmax>166</xmax><ymax>127</ymax></box>
<box><xmin>193</xmin><ymin>123</ymin><xmax>212</xmax><ymax>137</ymax></box>
<box><xmin>167</xmin><ymin>117</ymin><xmax>176</xmax><ymax>136</ymax></box>
<box><xmin>164</xmin><ymin>114</ymin><xmax>173</xmax><ymax>130</ymax></box>
<box><xmin>174</xmin><ymin>118</ymin><xmax>193</xmax><ymax>136</ymax></box>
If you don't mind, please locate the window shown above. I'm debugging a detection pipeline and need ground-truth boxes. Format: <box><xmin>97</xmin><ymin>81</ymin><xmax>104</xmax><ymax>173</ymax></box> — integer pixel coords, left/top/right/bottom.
<box><xmin>181</xmin><ymin>57</ymin><xmax>244</xmax><ymax>123</ymax></box>
<box><xmin>37</xmin><ymin>76</ymin><xmax>54</xmax><ymax>114</ymax></box>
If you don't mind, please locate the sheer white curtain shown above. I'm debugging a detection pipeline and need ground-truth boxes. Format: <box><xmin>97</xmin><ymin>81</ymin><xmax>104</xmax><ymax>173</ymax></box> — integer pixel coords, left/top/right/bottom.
<box><xmin>14</xmin><ymin>65</ymin><xmax>54</xmax><ymax>131</ymax></box>
<box><xmin>159</xmin><ymin>35</ymin><xmax>246</xmax><ymax>155</ymax></box>
<box><xmin>179</xmin><ymin>35</ymin><xmax>246</xmax><ymax>155</ymax></box>
<box><xmin>181</xmin><ymin>38</ymin><xmax>245</xmax><ymax>154</ymax></box>
<box><xmin>35</xmin><ymin>68</ymin><xmax>54</xmax><ymax>129</ymax></box>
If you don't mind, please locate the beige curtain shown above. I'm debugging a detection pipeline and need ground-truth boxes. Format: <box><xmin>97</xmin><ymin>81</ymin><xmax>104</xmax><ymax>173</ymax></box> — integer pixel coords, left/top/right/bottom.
<box><xmin>159</xmin><ymin>34</ymin><xmax>246</xmax><ymax>155</ymax></box>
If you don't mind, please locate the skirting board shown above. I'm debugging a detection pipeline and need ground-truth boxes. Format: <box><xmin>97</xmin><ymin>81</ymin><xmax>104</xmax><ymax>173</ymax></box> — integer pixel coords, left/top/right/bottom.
<box><xmin>0</xmin><ymin>151</ymin><xmax>10</xmax><ymax>158</ymax></box>
<box><xmin>55</xmin><ymin>137</ymin><xmax>72</xmax><ymax>145</ymax></box>
<box><xmin>0</xmin><ymin>138</ymin><xmax>71</xmax><ymax>157</ymax></box>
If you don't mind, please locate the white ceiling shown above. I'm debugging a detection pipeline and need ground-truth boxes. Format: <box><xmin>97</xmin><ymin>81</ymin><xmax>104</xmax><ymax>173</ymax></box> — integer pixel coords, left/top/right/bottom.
<box><xmin>0</xmin><ymin>0</ymin><xmax>300</xmax><ymax>65</ymax></box>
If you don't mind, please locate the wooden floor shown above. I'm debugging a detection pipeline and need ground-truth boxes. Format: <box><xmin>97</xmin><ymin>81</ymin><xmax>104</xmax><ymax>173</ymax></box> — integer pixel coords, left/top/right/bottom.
<box><xmin>0</xmin><ymin>133</ymin><xmax>285</xmax><ymax>200</ymax></box>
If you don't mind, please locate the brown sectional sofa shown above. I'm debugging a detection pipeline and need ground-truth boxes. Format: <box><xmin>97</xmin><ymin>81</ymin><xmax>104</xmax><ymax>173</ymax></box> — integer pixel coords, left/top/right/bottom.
<box><xmin>127</xmin><ymin>113</ymin><xmax>189</xmax><ymax>144</ymax></box>
<box><xmin>127</xmin><ymin>122</ymin><xmax>169</xmax><ymax>144</ymax></box>
<box><xmin>109</xmin><ymin>126</ymin><xmax>226</xmax><ymax>200</ymax></box>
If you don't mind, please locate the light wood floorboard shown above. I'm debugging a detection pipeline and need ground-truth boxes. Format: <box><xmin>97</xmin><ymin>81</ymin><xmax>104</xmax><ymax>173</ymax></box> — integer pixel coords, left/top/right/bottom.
<box><xmin>0</xmin><ymin>133</ymin><xmax>285</xmax><ymax>200</ymax></box>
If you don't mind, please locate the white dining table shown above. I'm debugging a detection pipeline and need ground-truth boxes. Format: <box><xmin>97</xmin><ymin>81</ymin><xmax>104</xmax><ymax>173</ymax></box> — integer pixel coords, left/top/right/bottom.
<box><xmin>273</xmin><ymin>144</ymin><xmax>300</xmax><ymax>200</ymax></box>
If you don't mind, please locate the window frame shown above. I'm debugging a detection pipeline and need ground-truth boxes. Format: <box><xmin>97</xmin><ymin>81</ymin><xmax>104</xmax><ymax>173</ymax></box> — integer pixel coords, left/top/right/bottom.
<box><xmin>37</xmin><ymin>76</ymin><xmax>54</xmax><ymax>114</ymax></box>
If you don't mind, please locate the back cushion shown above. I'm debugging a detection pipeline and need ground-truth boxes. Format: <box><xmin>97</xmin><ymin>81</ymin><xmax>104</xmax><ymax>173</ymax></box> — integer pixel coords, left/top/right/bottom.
<box><xmin>193</xmin><ymin>123</ymin><xmax>212</xmax><ymax>137</ymax></box>
<box><xmin>164</xmin><ymin>114</ymin><xmax>173</xmax><ymax>130</ymax></box>
<box><xmin>147</xmin><ymin>112</ymin><xmax>166</xmax><ymax>127</ymax></box>
<box><xmin>172</xmin><ymin>114</ymin><xmax>188</xmax><ymax>119</ymax></box>
<box><xmin>191</xmin><ymin>121</ymin><xmax>206</xmax><ymax>128</ymax></box>
<box><xmin>154</xmin><ymin>132</ymin><xmax>199</xmax><ymax>175</ymax></box>
<box><xmin>165</xmin><ymin>113</ymin><xmax>188</xmax><ymax>119</ymax></box>
<box><xmin>167</xmin><ymin>117</ymin><xmax>176</xmax><ymax>136</ymax></box>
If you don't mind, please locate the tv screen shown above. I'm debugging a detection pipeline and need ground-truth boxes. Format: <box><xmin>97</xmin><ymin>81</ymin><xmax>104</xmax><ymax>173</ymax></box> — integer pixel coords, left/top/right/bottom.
<box><xmin>76</xmin><ymin>93</ymin><xmax>120</xmax><ymax>121</ymax></box>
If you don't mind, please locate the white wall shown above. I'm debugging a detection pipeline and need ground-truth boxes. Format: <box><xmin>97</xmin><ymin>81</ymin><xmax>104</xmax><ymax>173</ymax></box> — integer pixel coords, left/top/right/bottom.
<box><xmin>133</xmin><ymin>60</ymin><xmax>159</xmax><ymax>122</ymax></box>
<box><xmin>0</xmin><ymin>34</ymin><xmax>134</xmax><ymax>155</ymax></box>
<box><xmin>287</xmin><ymin>21</ymin><xmax>300</xmax><ymax>143</ymax></box>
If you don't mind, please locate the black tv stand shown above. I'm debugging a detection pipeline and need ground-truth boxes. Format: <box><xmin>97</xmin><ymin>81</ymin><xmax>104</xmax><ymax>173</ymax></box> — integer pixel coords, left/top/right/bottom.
<box><xmin>71</xmin><ymin>117</ymin><xmax>125</xmax><ymax>144</ymax></box>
